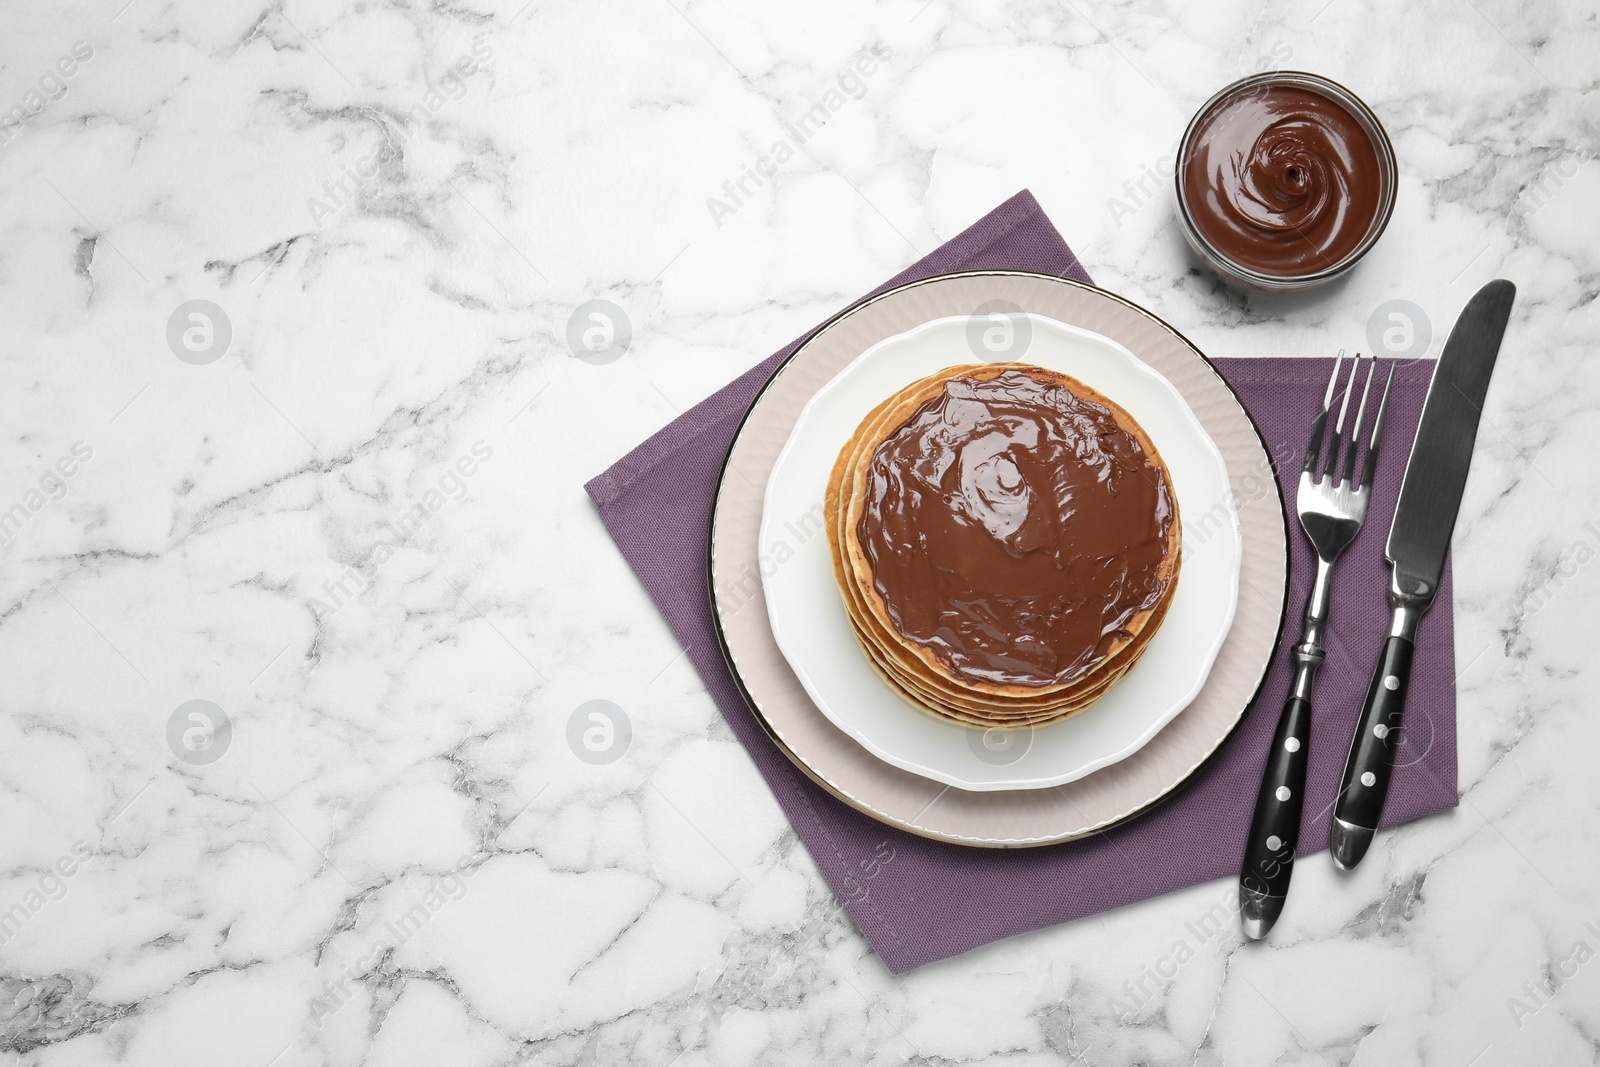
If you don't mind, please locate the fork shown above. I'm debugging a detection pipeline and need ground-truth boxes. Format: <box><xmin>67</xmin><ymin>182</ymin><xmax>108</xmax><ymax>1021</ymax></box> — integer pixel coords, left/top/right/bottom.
<box><xmin>1239</xmin><ymin>352</ymin><xmax>1395</xmax><ymax>940</ymax></box>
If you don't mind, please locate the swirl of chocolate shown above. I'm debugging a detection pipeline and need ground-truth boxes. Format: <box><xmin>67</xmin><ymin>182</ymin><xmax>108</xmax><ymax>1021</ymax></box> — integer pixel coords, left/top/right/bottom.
<box><xmin>1183</xmin><ymin>85</ymin><xmax>1383</xmax><ymax>277</ymax></box>
<box><xmin>856</xmin><ymin>368</ymin><xmax>1175</xmax><ymax>688</ymax></box>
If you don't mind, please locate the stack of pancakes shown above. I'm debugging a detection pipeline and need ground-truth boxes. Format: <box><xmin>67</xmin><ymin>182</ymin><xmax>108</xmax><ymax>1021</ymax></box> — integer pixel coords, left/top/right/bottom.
<box><xmin>825</xmin><ymin>362</ymin><xmax>1181</xmax><ymax>730</ymax></box>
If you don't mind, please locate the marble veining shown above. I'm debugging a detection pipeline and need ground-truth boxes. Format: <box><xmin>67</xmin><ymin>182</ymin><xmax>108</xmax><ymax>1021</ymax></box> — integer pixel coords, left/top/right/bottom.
<box><xmin>0</xmin><ymin>0</ymin><xmax>1596</xmax><ymax>1064</ymax></box>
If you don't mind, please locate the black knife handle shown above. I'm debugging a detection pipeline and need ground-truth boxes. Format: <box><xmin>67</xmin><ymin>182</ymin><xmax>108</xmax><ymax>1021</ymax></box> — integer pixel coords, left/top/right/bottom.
<box><xmin>1240</xmin><ymin>696</ymin><xmax>1309</xmax><ymax>915</ymax></box>
<box><xmin>1332</xmin><ymin>634</ymin><xmax>1415</xmax><ymax>867</ymax></box>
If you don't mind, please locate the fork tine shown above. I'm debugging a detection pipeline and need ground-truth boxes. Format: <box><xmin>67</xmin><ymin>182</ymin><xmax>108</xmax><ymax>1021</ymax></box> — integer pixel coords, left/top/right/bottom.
<box><xmin>1341</xmin><ymin>355</ymin><xmax>1376</xmax><ymax>486</ymax></box>
<box><xmin>1321</xmin><ymin>351</ymin><xmax>1360</xmax><ymax>481</ymax></box>
<box><xmin>1302</xmin><ymin>351</ymin><xmax>1344</xmax><ymax>476</ymax></box>
<box><xmin>1357</xmin><ymin>362</ymin><xmax>1396</xmax><ymax>492</ymax></box>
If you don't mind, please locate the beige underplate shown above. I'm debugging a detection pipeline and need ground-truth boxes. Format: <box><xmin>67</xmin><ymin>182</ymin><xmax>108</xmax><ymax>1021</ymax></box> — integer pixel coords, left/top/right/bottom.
<box><xmin>709</xmin><ymin>272</ymin><xmax>1288</xmax><ymax>847</ymax></box>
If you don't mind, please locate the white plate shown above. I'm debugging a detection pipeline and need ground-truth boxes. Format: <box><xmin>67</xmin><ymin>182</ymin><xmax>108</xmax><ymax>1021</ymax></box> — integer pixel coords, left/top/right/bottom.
<box><xmin>760</xmin><ymin>313</ymin><xmax>1242</xmax><ymax>791</ymax></box>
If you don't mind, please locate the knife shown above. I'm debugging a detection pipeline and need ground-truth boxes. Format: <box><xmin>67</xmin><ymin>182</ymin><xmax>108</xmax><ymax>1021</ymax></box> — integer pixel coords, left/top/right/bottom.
<box><xmin>1329</xmin><ymin>279</ymin><xmax>1516</xmax><ymax>870</ymax></box>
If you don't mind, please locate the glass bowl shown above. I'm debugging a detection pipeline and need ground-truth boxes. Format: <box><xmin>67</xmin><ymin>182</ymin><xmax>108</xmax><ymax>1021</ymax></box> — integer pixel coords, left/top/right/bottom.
<box><xmin>1174</xmin><ymin>70</ymin><xmax>1397</xmax><ymax>291</ymax></box>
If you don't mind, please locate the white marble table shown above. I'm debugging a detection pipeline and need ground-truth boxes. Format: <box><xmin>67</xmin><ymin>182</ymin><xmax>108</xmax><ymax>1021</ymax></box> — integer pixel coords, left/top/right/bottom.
<box><xmin>1</xmin><ymin>0</ymin><xmax>1596</xmax><ymax>1063</ymax></box>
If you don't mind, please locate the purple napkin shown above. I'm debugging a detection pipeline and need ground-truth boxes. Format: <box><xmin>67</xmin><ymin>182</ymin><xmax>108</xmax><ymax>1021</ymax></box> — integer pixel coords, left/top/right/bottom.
<box><xmin>585</xmin><ymin>191</ymin><xmax>1458</xmax><ymax>973</ymax></box>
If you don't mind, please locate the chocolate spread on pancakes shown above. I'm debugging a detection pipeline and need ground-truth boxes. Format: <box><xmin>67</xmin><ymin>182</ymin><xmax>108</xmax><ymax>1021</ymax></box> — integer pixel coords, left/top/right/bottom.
<box><xmin>1182</xmin><ymin>84</ymin><xmax>1384</xmax><ymax>277</ymax></box>
<box><xmin>856</xmin><ymin>368</ymin><xmax>1175</xmax><ymax>688</ymax></box>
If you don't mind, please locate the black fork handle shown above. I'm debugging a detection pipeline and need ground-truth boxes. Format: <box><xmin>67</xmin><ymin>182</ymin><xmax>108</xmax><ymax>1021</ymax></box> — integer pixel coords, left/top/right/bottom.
<box><xmin>1239</xmin><ymin>694</ymin><xmax>1310</xmax><ymax>935</ymax></box>
<box><xmin>1240</xmin><ymin>556</ymin><xmax>1333</xmax><ymax>939</ymax></box>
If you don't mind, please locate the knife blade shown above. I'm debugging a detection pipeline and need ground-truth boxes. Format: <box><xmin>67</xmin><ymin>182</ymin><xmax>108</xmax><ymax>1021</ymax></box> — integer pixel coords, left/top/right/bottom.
<box><xmin>1330</xmin><ymin>279</ymin><xmax>1515</xmax><ymax>870</ymax></box>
